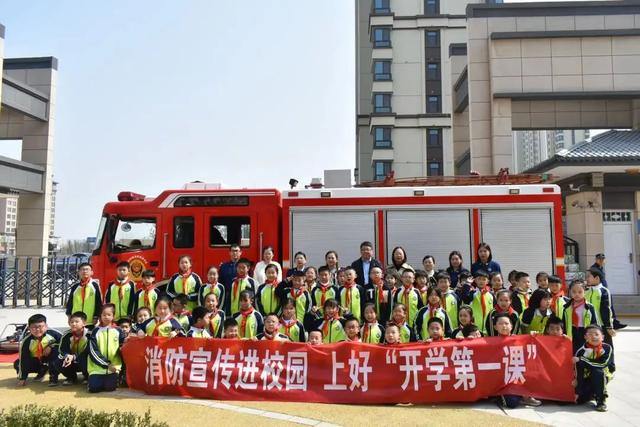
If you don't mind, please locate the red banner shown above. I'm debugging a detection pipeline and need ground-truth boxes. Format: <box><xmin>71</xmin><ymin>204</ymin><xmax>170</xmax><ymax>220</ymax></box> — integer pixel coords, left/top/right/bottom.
<box><xmin>122</xmin><ymin>335</ymin><xmax>575</xmax><ymax>404</ymax></box>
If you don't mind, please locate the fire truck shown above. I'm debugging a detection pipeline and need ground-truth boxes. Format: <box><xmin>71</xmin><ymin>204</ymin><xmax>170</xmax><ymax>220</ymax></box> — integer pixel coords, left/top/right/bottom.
<box><xmin>90</xmin><ymin>182</ymin><xmax>564</xmax><ymax>290</ymax></box>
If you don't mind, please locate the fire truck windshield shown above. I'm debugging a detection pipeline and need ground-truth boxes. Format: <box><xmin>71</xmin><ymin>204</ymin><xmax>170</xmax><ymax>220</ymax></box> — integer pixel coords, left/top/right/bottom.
<box><xmin>92</xmin><ymin>215</ymin><xmax>108</xmax><ymax>255</ymax></box>
<box><xmin>111</xmin><ymin>217</ymin><xmax>156</xmax><ymax>253</ymax></box>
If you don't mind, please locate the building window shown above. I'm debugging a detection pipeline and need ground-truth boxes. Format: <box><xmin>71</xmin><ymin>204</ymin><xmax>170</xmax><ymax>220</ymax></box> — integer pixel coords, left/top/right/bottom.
<box><xmin>428</xmin><ymin>128</ymin><xmax>441</xmax><ymax>147</ymax></box>
<box><xmin>374</xmin><ymin>127</ymin><xmax>392</xmax><ymax>148</ymax></box>
<box><xmin>374</xmin><ymin>60</ymin><xmax>392</xmax><ymax>81</ymax></box>
<box><xmin>427</xmin><ymin>95</ymin><xmax>441</xmax><ymax>113</ymax></box>
<box><xmin>426</xmin><ymin>63</ymin><xmax>440</xmax><ymax>80</ymax></box>
<box><xmin>426</xmin><ymin>31</ymin><xmax>440</xmax><ymax>48</ymax></box>
<box><xmin>372</xmin><ymin>27</ymin><xmax>391</xmax><ymax>48</ymax></box>
<box><xmin>374</xmin><ymin>161</ymin><xmax>393</xmax><ymax>181</ymax></box>
<box><xmin>428</xmin><ymin>161</ymin><xmax>442</xmax><ymax>176</ymax></box>
<box><xmin>374</xmin><ymin>93</ymin><xmax>392</xmax><ymax>113</ymax></box>
<box><xmin>425</xmin><ymin>0</ymin><xmax>440</xmax><ymax>15</ymax></box>
<box><xmin>373</xmin><ymin>0</ymin><xmax>390</xmax><ymax>13</ymax></box>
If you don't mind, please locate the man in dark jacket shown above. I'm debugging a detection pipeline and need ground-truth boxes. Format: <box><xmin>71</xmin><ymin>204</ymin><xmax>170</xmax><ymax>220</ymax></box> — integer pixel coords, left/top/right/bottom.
<box><xmin>350</xmin><ymin>241</ymin><xmax>382</xmax><ymax>287</ymax></box>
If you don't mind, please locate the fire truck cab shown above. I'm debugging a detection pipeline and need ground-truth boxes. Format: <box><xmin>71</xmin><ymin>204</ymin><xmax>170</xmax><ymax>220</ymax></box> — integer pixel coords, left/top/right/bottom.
<box><xmin>91</xmin><ymin>183</ymin><xmax>564</xmax><ymax>290</ymax></box>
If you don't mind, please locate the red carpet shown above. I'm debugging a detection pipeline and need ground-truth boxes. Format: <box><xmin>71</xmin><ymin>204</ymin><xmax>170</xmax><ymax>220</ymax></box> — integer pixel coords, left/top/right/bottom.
<box><xmin>0</xmin><ymin>352</ymin><xmax>17</xmax><ymax>363</ymax></box>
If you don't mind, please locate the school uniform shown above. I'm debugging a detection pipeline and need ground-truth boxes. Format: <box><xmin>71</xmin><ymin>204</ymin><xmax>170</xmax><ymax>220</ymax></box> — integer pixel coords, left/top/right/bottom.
<box><xmin>469</xmin><ymin>286</ymin><xmax>495</xmax><ymax>335</ymax></box>
<box><xmin>279</xmin><ymin>319</ymin><xmax>306</xmax><ymax>342</ymax></box>
<box><xmin>55</xmin><ymin>328</ymin><xmax>89</xmax><ymax>381</ymax></box>
<box><xmin>338</xmin><ymin>283</ymin><xmax>365</xmax><ymax>322</ymax></box>
<box><xmin>550</xmin><ymin>292</ymin><xmax>569</xmax><ymax>320</ymax></box>
<box><xmin>450</xmin><ymin>327</ymin><xmax>465</xmax><ymax>339</ymax></box>
<box><xmin>364</xmin><ymin>282</ymin><xmax>393</xmax><ymax>324</ymax></box>
<box><xmin>575</xmin><ymin>342</ymin><xmax>614</xmax><ymax>406</ymax></box>
<box><xmin>304</xmin><ymin>312</ymin><xmax>346</xmax><ymax>343</ymax></box>
<box><xmin>87</xmin><ymin>325</ymin><xmax>125</xmax><ymax>393</ymax></box>
<box><xmin>104</xmin><ymin>279</ymin><xmax>136</xmax><ymax>321</ymax></box>
<box><xmin>586</xmin><ymin>283</ymin><xmax>616</xmax><ymax>371</ymax></box>
<box><xmin>140</xmin><ymin>316</ymin><xmax>184</xmax><ymax>337</ymax></box>
<box><xmin>520</xmin><ymin>308</ymin><xmax>552</xmax><ymax>334</ymax></box>
<box><xmin>442</xmin><ymin>290</ymin><xmax>460</xmax><ymax>330</ymax></box>
<box><xmin>310</xmin><ymin>283</ymin><xmax>340</xmax><ymax>315</ymax></box>
<box><xmin>15</xmin><ymin>329</ymin><xmax>62</xmax><ymax>381</ymax></box>
<box><xmin>207</xmin><ymin>310</ymin><xmax>226</xmax><ymax>338</ymax></box>
<box><xmin>133</xmin><ymin>286</ymin><xmax>162</xmax><ymax>314</ymax></box>
<box><xmin>256</xmin><ymin>281</ymin><xmax>281</xmax><ymax>316</ymax></box>
<box><xmin>511</xmin><ymin>289</ymin><xmax>531</xmax><ymax>315</ymax></box>
<box><xmin>414</xmin><ymin>306</ymin><xmax>453</xmax><ymax>341</ymax></box>
<box><xmin>167</xmin><ymin>271</ymin><xmax>202</xmax><ymax>311</ymax></box>
<box><xmin>233</xmin><ymin>308</ymin><xmax>264</xmax><ymax>339</ymax></box>
<box><xmin>471</xmin><ymin>260</ymin><xmax>501</xmax><ymax>275</ymax></box>
<box><xmin>174</xmin><ymin>312</ymin><xmax>192</xmax><ymax>333</ymax></box>
<box><xmin>563</xmin><ymin>300</ymin><xmax>597</xmax><ymax>352</ymax></box>
<box><xmin>226</xmin><ymin>275</ymin><xmax>257</xmax><ymax>315</ymax></box>
<box><xmin>199</xmin><ymin>282</ymin><xmax>226</xmax><ymax>308</ymax></box>
<box><xmin>395</xmin><ymin>322</ymin><xmax>417</xmax><ymax>343</ymax></box>
<box><xmin>361</xmin><ymin>322</ymin><xmax>385</xmax><ymax>344</ymax></box>
<box><xmin>392</xmin><ymin>286</ymin><xmax>424</xmax><ymax>328</ymax></box>
<box><xmin>65</xmin><ymin>279</ymin><xmax>103</xmax><ymax>327</ymax></box>
<box><xmin>276</xmin><ymin>282</ymin><xmax>312</xmax><ymax>322</ymax></box>
<box><xmin>187</xmin><ymin>326</ymin><xmax>212</xmax><ymax>338</ymax></box>
<box><xmin>485</xmin><ymin>307</ymin><xmax>521</xmax><ymax>337</ymax></box>
<box><xmin>257</xmin><ymin>331</ymin><xmax>291</xmax><ymax>341</ymax></box>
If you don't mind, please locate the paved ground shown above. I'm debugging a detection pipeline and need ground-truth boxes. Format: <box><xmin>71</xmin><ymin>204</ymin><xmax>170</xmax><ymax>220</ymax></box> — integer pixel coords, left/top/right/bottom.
<box><xmin>0</xmin><ymin>308</ymin><xmax>637</xmax><ymax>426</ymax></box>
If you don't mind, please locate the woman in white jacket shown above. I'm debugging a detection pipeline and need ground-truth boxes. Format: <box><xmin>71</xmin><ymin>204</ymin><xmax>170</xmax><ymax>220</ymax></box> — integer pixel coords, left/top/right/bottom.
<box><xmin>253</xmin><ymin>246</ymin><xmax>282</xmax><ymax>284</ymax></box>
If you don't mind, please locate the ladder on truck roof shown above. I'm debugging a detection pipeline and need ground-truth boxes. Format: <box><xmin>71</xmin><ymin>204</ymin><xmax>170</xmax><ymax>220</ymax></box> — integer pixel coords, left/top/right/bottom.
<box><xmin>357</xmin><ymin>170</ymin><xmax>553</xmax><ymax>187</ymax></box>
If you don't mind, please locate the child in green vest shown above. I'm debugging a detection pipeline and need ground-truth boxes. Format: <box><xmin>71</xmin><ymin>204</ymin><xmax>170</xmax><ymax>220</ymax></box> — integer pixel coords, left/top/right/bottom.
<box><xmin>276</xmin><ymin>270</ymin><xmax>311</xmax><ymax>322</ymax></box>
<box><xmin>88</xmin><ymin>304</ymin><xmax>125</xmax><ymax>393</ymax></box>
<box><xmin>15</xmin><ymin>313</ymin><xmax>61</xmax><ymax>387</ymax></box>
<box><xmin>436</xmin><ymin>272</ymin><xmax>459</xmax><ymax>330</ymax></box>
<box><xmin>167</xmin><ymin>255</ymin><xmax>202</xmax><ymax>311</ymax></box>
<box><xmin>65</xmin><ymin>263</ymin><xmax>102</xmax><ymax>328</ymax></box>
<box><xmin>138</xmin><ymin>295</ymin><xmax>184</xmax><ymax>338</ymax></box>
<box><xmin>563</xmin><ymin>280</ymin><xmax>598</xmax><ymax>353</ymax></box>
<box><xmin>389</xmin><ymin>303</ymin><xmax>417</xmax><ymax>343</ymax></box>
<box><xmin>361</xmin><ymin>303</ymin><xmax>385</xmax><ymax>344</ymax></box>
<box><xmin>511</xmin><ymin>271</ymin><xmax>531</xmax><ymax>314</ymax></box>
<box><xmin>134</xmin><ymin>269</ymin><xmax>161</xmax><ymax>314</ymax></box>
<box><xmin>232</xmin><ymin>290</ymin><xmax>264</xmax><ymax>339</ymax></box>
<box><xmin>304</xmin><ymin>299</ymin><xmax>346</xmax><ymax>343</ymax></box>
<box><xmin>104</xmin><ymin>261</ymin><xmax>136</xmax><ymax>322</ymax></box>
<box><xmin>56</xmin><ymin>312</ymin><xmax>89</xmax><ymax>385</ymax></box>
<box><xmin>199</xmin><ymin>266</ymin><xmax>226</xmax><ymax>308</ymax></box>
<box><xmin>338</xmin><ymin>267</ymin><xmax>365</xmax><ymax>322</ymax></box>
<box><xmin>204</xmin><ymin>293</ymin><xmax>225</xmax><ymax>338</ymax></box>
<box><xmin>257</xmin><ymin>263</ymin><xmax>282</xmax><ymax>316</ymax></box>
<box><xmin>415</xmin><ymin>287</ymin><xmax>453</xmax><ymax>341</ymax></box>
<box><xmin>279</xmin><ymin>298</ymin><xmax>306</xmax><ymax>342</ymax></box>
<box><xmin>227</xmin><ymin>258</ymin><xmax>257</xmax><ymax>315</ymax></box>
<box><xmin>131</xmin><ymin>307</ymin><xmax>152</xmax><ymax>336</ymax></box>
<box><xmin>485</xmin><ymin>290</ymin><xmax>520</xmax><ymax>336</ymax></box>
<box><xmin>172</xmin><ymin>294</ymin><xmax>192</xmax><ymax>332</ymax></box>
<box><xmin>520</xmin><ymin>288</ymin><xmax>552</xmax><ymax>334</ymax></box>
<box><xmin>451</xmin><ymin>305</ymin><xmax>474</xmax><ymax>339</ymax></box>
<box><xmin>574</xmin><ymin>325</ymin><xmax>614</xmax><ymax>412</ymax></box>
<box><xmin>188</xmin><ymin>306</ymin><xmax>212</xmax><ymax>338</ymax></box>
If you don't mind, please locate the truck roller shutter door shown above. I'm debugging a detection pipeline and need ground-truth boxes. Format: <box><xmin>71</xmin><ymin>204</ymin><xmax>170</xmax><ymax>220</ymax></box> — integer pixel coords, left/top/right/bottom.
<box><xmin>386</xmin><ymin>210</ymin><xmax>471</xmax><ymax>269</ymax></box>
<box><xmin>480</xmin><ymin>208</ymin><xmax>553</xmax><ymax>277</ymax></box>
<box><xmin>290</xmin><ymin>210</ymin><xmax>376</xmax><ymax>268</ymax></box>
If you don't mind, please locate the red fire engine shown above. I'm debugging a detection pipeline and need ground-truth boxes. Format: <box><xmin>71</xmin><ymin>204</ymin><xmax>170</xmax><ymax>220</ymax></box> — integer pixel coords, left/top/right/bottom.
<box><xmin>91</xmin><ymin>182</ymin><xmax>564</xmax><ymax>290</ymax></box>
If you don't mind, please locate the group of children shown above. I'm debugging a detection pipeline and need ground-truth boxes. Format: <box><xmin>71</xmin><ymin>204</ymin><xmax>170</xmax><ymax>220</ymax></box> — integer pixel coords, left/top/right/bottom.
<box><xmin>15</xmin><ymin>249</ymin><xmax>616</xmax><ymax>412</ymax></box>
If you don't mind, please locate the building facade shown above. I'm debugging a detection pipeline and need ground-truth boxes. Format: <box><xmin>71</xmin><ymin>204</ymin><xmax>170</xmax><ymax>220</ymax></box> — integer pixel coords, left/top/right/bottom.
<box><xmin>514</xmin><ymin>129</ymin><xmax>589</xmax><ymax>172</ymax></box>
<box><xmin>0</xmin><ymin>196</ymin><xmax>17</xmax><ymax>255</ymax></box>
<box><xmin>356</xmin><ymin>0</ymin><xmax>487</xmax><ymax>183</ymax></box>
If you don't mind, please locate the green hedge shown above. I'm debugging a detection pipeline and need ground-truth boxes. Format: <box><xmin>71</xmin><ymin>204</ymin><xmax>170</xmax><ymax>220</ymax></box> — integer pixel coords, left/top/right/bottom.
<box><xmin>0</xmin><ymin>404</ymin><xmax>169</xmax><ymax>427</ymax></box>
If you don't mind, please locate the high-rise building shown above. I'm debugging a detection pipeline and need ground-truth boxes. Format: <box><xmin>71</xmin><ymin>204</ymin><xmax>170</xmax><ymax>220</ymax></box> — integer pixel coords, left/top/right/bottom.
<box><xmin>355</xmin><ymin>0</ymin><xmax>482</xmax><ymax>183</ymax></box>
<box><xmin>513</xmin><ymin>130</ymin><xmax>590</xmax><ymax>173</ymax></box>
<box><xmin>0</xmin><ymin>196</ymin><xmax>18</xmax><ymax>255</ymax></box>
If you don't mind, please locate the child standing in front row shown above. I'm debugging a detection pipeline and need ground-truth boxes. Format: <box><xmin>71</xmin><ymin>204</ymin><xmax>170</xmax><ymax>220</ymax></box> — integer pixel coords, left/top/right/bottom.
<box><xmin>563</xmin><ymin>280</ymin><xmax>597</xmax><ymax>353</ymax></box>
<box><xmin>384</xmin><ymin>323</ymin><xmax>401</xmax><ymax>345</ymax></box>
<box><xmin>204</xmin><ymin>293</ymin><xmax>225</xmax><ymax>338</ymax></box>
<box><xmin>131</xmin><ymin>307</ymin><xmax>152</xmax><ymax>336</ymax></box>
<box><xmin>87</xmin><ymin>304</ymin><xmax>125</xmax><ymax>393</ymax></box>
<box><xmin>279</xmin><ymin>298</ymin><xmax>306</xmax><ymax>342</ymax></box>
<box><xmin>389</xmin><ymin>304</ymin><xmax>417</xmax><ymax>343</ymax></box>
<box><xmin>138</xmin><ymin>295</ymin><xmax>184</xmax><ymax>338</ymax></box>
<box><xmin>232</xmin><ymin>290</ymin><xmax>264</xmax><ymax>339</ymax></box>
<box><xmin>57</xmin><ymin>312</ymin><xmax>89</xmax><ymax>385</ymax></box>
<box><xmin>415</xmin><ymin>287</ymin><xmax>453</xmax><ymax>341</ymax></box>
<box><xmin>304</xmin><ymin>299</ymin><xmax>346</xmax><ymax>343</ymax></box>
<box><xmin>104</xmin><ymin>261</ymin><xmax>136</xmax><ymax>322</ymax></box>
<box><xmin>486</xmin><ymin>290</ymin><xmax>520</xmax><ymax>336</ymax></box>
<box><xmin>451</xmin><ymin>305</ymin><xmax>474</xmax><ymax>339</ymax></box>
<box><xmin>548</xmin><ymin>275</ymin><xmax>568</xmax><ymax>319</ymax></box>
<box><xmin>361</xmin><ymin>303</ymin><xmax>385</xmax><ymax>344</ymax></box>
<box><xmin>257</xmin><ymin>314</ymin><xmax>290</xmax><ymax>341</ymax></box>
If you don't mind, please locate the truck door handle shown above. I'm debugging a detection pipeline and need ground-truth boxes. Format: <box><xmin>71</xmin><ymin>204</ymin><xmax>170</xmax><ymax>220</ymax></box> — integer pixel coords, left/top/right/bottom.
<box><xmin>150</xmin><ymin>261</ymin><xmax>159</xmax><ymax>267</ymax></box>
<box><xmin>631</xmin><ymin>253</ymin><xmax>634</xmax><ymax>263</ymax></box>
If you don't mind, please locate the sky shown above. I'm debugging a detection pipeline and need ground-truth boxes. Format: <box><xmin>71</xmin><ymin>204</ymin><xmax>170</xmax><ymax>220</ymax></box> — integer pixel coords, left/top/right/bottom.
<box><xmin>0</xmin><ymin>0</ymin><xmax>605</xmax><ymax>241</ymax></box>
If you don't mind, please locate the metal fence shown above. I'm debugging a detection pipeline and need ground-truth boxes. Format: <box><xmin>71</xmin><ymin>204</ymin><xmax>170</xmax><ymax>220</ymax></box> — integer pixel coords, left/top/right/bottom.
<box><xmin>0</xmin><ymin>256</ymin><xmax>90</xmax><ymax>308</ymax></box>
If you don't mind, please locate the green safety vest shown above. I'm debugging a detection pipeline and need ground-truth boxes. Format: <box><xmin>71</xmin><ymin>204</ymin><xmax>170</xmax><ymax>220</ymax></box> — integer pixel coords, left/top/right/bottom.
<box><xmin>322</xmin><ymin>319</ymin><xmax>346</xmax><ymax>343</ymax></box>
<box><xmin>144</xmin><ymin>318</ymin><xmax>177</xmax><ymax>337</ymax></box>
<box><xmin>563</xmin><ymin>302</ymin><xmax>594</xmax><ymax>338</ymax></box>
<box><xmin>443</xmin><ymin>291</ymin><xmax>459</xmax><ymax>329</ymax></box>
<box><xmin>470</xmin><ymin>289</ymin><xmax>493</xmax><ymax>334</ymax></box>
<box><xmin>259</xmin><ymin>284</ymin><xmax>280</xmax><ymax>315</ymax></box>
<box><xmin>174</xmin><ymin>275</ymin><xmax>199</xmax><ymax>311</ymax></box>
<box><xmin>585</xmin><ymin>286</ymin><xmax>611</xmax><ymax>327</ymax></box>
<box><xmin>175</xmin><ymin>313</ymin><xmax>191</xmax><ymax>332</ymax></box>
<box><xmin>208</xmin><ymin>312</ymin><xmax>223</xmax><ymax>338</ymax></box>
<box><xmin>234</xmin><ymin>312</ymin><xmax>261</xmax><ymax>339</ymax></box>
<box><xmin>522</xmin><ymin>309</ymin><xmax>551</xmax><ymax>334</ymax></box>
<box><xmin>311</xmin><ymin>286</ymin><xmax>338</xmax><ymax>316</ymax></box>
<box><xmin>279</xmin><ymin>321</ymin><xmax>304</xmax><ymax>342</ymax></box>
<box><xmin>71</xmin><ymin>283</ymin><xmax>100</xmax><ymax>325</ymax></box>
<box><xmin>394</xmin><ymin>287</ymin><xmax>420</xmax><ymax>328</ymax></box>
<box><xmin>361</xmin><ymin>323</ymin><xmax>384</xmax><ymax>344</ymax></box>
<box><xmin>189</xmin><ymin>328</ymin><xmax>211</xmax><ymax>338</ymax></box>
<box><xmin>88</xmin><ymin>327</ymin><xmax>122</xmax><ymax>376</ymax></box>
<box><xmin>107</xmin><ymin>283</ymin><xmax>134</xmax><ymax>321</ymax></box>
<box><xmin>340</xmin><ymin>287</ymin><xmax>362</xmax><ymax>322</ymax></box>
<box><xmin>229</xmin><ymin>279</ymin><xmax>254</xmax><ymax>314</ymax></box>
<box><xmin>137</xmin><ymin>288</ymin><xmax>159</xmax><ymax>314</ymax></box>
<box><xmin>28</xmin><ymin>334</ymin><xmax>57</xmax><ymax>358</ymax></box>
<box><xmin>417</xmin><ymin>307</ymin><xmax>447</xmax><ymax>341</ymax></box>
<box><xmin>399</xmin><ymin>323</ymin><xmax>412</xmax><ymax>343</ymax></box>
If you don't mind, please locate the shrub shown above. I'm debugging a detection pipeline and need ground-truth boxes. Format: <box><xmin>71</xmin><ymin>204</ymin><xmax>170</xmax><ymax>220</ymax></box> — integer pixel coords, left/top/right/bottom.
<box><xmin>0</xmin><ymin>404</ymin><xmax>169</xmax><ymax>427</ymax></box>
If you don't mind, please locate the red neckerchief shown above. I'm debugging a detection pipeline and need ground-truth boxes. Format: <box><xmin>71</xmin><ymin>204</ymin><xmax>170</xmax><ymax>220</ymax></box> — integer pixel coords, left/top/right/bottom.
<box><xmin>572</xmin><ymin>300</ymin><xmax>585</xmax><ymax>327</ymax></box>
<box><xmin>179</xmin><ymin>269</ymin><xmax>192</xmax><ymax>291</ymax></box>
<box><xmin>265</xmin><ymin>279</ymin><xmax>278</xmax><ymax>288</ymax></box>
<box><xmin>35</xmin><ymin>337</ymin><xmax>44</xmax><ymax>360</ymax></box>
<box><xmin>495</xmin><ymin>304</ymin><xmax>515</xmax><ymax>316</ymax></box>
<box><xmin>343</xmin><ymin>281</ymin><xmax>356</xmax><ymax>307</ymax></box>
<box><xmin>239</xmin><ymin>307</ymin><xmax>254</xmax><ymax>337</ymax></box>
<box><xmin>114</xmin><ymin>277</ymin><xmax>128</xmax><ymax>300</ymax></box>
<box><xmin>428</xmin><ymin>303</ymin><xmax>440</xmax><ymax>319</ymax></box>
<box><xmin>373</xmin><ymin>280</ymin><xmax>386</xmax><ymax>305</ymax></box>
<box><xmin>290</xmin><ymin>286</ymin><xmax>304</xmax><ymax>299</ymax></box>
<box><xmin>262</xmin><ymin>329</ymin><xmax>276</xmax><ymax>340</ymax></box>
<box><xmin>586</xmin><ymin>341</ymin><xmax>603</xmax><ymax>358</ymax></box>
<box><xmin>480</xmin><ymin>286</ymin><xmax>491</xmax><ymax>318</ymax></box>
<box><xmin>419</xmin><ymin>288</ymin><xmax>428</xmax><ymax>305</ymax></box>
<box><xmin>71</xmin><ymin>330</ymin><xmax>84</xmax><ymax>354</ymax></box>
<box><xmin>79</xmin><ymin>277</ymin><xmax>91</xmax><ymax>302</ymax></box>
<box><xmin>402</xmin><ymin>285</ymin><xmax>414</xmax><ymax>314</ymax></box>
<box><xmin>152</xmin><ymin>315</ymin><xmax>173</xmax><ymax>337</ymax></box>
<box><xmin>516</xmin><ymin>289</ymin><xmax>530</xmax><ymax>306</ymax></box>
<box><xmin>550</xmin><ymin>290</ymin><xmax>565</xmax><ymax>315</ymax></box>
<box><xmin>323</xmin><ymin>313</ymin><xmax>339</xmax><ymax>337</ymax></box>
<box><xmin>143</xmin><ymin>284</ymin><xmax>156</xmax><ymax>308</ymax></box>
<box><xmin>318</xmin><ymin>282</ymin><xmax>332</xmax><ymax>307</ymax></box>
<box><xmin>208</xmin><ymin>309</ymin><xmax>219</xmax><ymax>336</ymax></box>
<box><xmin>233</xmin><ymin>274</ymin><xmax>248</xmax><ymax>302</ymax></box>
<box><xmin>362</xmin><ymin>321</ymin><xmax>378</xmax><ymax>342</ymax></box>
<box><xmin>280</xmin><ymin>318</ymin><xmax>296</xmax><ymax>337</ymax></box>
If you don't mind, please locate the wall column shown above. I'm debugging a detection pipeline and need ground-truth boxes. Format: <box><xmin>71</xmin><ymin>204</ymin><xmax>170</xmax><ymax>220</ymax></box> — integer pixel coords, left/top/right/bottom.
<box><xmin>565</xmin><ymin>191</ymin><xmax>604</xmax><ymax>270</ymax></box>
